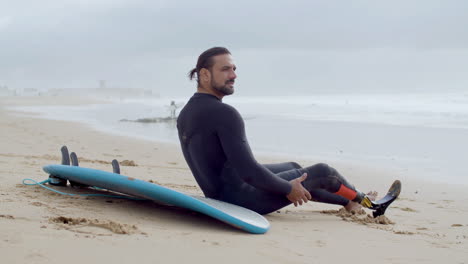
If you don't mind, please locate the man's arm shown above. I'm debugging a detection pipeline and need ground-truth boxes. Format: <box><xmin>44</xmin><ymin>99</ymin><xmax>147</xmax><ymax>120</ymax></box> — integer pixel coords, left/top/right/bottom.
<box><xmin>287</xmin><ymin>173</ymin><xmax>312</xmax><ymax>206</ymax></box>
<box><xmin>216</xmin><ymin>105</ymin><xmax>292</xmax><ymax>195</ymax></box>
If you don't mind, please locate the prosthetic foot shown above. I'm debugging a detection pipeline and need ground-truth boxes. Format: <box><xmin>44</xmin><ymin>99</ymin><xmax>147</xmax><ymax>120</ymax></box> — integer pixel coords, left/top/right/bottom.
<box><xmin>361</xmin><ymin>180</ymin><xmax>402</xmax><ymax>218</ymax></box>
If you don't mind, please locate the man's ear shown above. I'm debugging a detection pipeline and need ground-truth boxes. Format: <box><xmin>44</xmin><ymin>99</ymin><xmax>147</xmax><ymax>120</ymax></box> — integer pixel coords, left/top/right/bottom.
<box><xmin>200</xmin><ymin>68</ymin><xmax>210</xmax><ymax>82</ymax></box>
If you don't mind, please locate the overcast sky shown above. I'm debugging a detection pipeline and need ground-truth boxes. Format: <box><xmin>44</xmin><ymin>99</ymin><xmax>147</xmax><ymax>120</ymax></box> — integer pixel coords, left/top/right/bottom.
<box><xmin>1</xmin><ymin>0</ymin><xmax>467</xmax><ymax>96</ymax></box>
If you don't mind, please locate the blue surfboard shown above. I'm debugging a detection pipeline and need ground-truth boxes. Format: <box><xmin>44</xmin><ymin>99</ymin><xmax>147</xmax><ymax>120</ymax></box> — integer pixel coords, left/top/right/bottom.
<box><xmin>42</xmin><ymin>164</ymin><xmax>270</xmax><ymax>234</ymax></box>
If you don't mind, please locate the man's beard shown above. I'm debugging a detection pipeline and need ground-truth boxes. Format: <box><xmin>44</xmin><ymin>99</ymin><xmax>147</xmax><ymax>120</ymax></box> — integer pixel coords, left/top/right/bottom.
<box><xmin>212</xmin><ymin>79</ymin><xmax>235</xmax><ymax>95</ymax></box>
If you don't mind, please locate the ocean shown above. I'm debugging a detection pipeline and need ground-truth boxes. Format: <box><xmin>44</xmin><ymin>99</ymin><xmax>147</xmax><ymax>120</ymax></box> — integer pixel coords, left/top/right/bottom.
<box><xmin>11</xmin><ymin>91</ymin><xmax>468</xmax><ymax>184</ymax></box>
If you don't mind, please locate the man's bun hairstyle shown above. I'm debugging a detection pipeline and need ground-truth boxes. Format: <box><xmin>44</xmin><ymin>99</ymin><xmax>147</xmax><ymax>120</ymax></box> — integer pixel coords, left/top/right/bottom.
<box><xmin>188</xmin><ymin>47</ymin><xmax>231</xmax><ymax>86</ymax></box>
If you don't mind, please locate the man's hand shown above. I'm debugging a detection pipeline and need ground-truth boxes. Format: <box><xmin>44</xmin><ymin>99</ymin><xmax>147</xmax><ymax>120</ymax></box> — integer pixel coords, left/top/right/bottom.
<box><xmin>286</xmin><ymin>173</ymin><xmax>312</xmax><ymax>207</ymax></box>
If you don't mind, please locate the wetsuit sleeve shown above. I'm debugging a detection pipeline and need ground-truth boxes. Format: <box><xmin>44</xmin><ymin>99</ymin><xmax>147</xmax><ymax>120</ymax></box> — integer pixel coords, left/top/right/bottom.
<box><xmin>216</xmin><ymin>106</ymin><xmax>292</xmax><ymax>196</ymax></box>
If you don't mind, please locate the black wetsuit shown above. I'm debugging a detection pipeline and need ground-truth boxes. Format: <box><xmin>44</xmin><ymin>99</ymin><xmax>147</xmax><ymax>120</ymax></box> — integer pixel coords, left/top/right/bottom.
<box><xmin>177</xmin><ymin>93</ymin><xmax>365</xmax><ymax>214</ymax></box>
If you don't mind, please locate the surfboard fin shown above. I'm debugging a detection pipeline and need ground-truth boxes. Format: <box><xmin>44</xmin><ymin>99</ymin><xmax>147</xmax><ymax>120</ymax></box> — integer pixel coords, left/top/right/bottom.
<box><xmin>69</xmin><ymin>152</ymin><xmax>89</xmax><ymax>188</ymax></box>
<box><xmin>70</xmin><ymin>152</ymin><xmax>79</xmax><ymax>166</ymax></box>
<box><xmin>61</xmin><ymin>145</ymin><xmax>70</xmax><ymax>165</ymax></box>
<box><xmin>112</xmin><ymin>159</ymin><xmax>120</xmax><ymax>174</ymax></box>
<box><xmin>48</xmin><ymin>146</ymin><xmax>69</xmax><ymax>186</ymax></box>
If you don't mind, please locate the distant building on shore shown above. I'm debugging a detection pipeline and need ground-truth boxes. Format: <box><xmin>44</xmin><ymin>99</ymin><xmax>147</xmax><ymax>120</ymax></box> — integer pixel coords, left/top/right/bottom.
<box><xmin>22</xmin><ymin>88</ymin><xmax>40</xmax><ymax>96</ymax></box>
<box><xmin>40</xmin><ymin>80</ymin><xmax>159</xmax><ymax>98</ymax></box>
<box><xmin>0</xmin><ymin>80</ymin><xmax>159</xmax><ymax>98</ymax></box>
<box><xmin>0</xmin><ymin>85</ymin><xmax>15</xmax><ymax>96</ymax></box>
<box><xmin>43</xmin><ymin>87</ymin><xmax>159</xmax><ymax>99</ymax></box>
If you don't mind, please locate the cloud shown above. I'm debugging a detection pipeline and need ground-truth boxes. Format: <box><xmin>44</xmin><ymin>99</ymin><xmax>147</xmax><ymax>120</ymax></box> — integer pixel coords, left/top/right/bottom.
<box><xmin>0</xmin><ymin>0</ymin><xmax>467</xmax><ymax>93</ymax></box>
<box><xmin>0</xmin><ymin>16</ymin><xmax>12</xmax><ymax>31</ymax></box>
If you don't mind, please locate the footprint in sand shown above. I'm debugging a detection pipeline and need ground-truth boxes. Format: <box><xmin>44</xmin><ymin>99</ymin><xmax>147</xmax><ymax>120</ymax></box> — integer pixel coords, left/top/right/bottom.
<box><xmin>393</xmin><ymin>230</ymin><xmax>415</xmax><ymax>235</ymax></box>
<box><xmin>398</xmin><ymin>207</ymin><xmax>418</xmax><ymax>212</ymax></box>
<box><xmin>0</xmin><ymin>214</ymin><xmax>15</xmax><ymax>219</ymax></box>
<box><xmin>120</xmin><ymin>160</ymin><xmax>137</xmax><ymax>166</ymax></box>
<box><xmin>49</xmin><ymin>216</ymin><xmax>142</xmax><ymax>236</ymax></box>
<box><xmin>30</xmin><ymin>202</ymin><xmax>46</xmax><ymax>207</ymax></box>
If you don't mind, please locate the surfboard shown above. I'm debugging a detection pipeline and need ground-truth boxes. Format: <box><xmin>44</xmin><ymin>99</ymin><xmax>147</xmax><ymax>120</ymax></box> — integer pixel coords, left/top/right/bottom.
<box><xmin>42</xmin><ymin>164</ymin><xmax>270</xmax><ymax>234</ymax></box>
<box><xmin>38</xmin><ymin>146</ymin><xmax>400</xmax><ymax>233</ymax></box>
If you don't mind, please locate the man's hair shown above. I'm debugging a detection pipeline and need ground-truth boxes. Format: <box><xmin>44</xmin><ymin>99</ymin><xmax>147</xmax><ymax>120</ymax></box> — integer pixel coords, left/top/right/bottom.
<box><xmin>188</xmin><ymin>47</ymin><xmax>231</xmax><ymax>86</ymax></box>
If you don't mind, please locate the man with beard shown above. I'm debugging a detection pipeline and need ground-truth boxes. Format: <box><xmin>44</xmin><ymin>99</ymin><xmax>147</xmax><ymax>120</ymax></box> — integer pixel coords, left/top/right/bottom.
<box><xmin>177</xmin><ymin>47</ymin><xmax>377</xmax><ymax>215</ymax></box>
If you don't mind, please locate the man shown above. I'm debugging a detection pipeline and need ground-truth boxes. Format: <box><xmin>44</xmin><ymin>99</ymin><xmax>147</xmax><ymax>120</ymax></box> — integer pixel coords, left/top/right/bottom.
<box><xmin>177</xmin><ymin>47</ymin><xmax>376</xmax><ymax>215</ymax></box>
<box><xmin>169</xmin><ymin>101</ymin><xmax>177</xmax><ymax>119</ymax></box>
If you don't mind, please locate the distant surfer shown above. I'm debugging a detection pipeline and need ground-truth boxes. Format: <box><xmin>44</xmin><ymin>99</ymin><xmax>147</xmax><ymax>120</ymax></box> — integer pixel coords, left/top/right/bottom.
<box><xmin>168</xmin><ymin>100</ymin><xmax>183</xmax><ymax>119</ymax></box>
<box><xmin>169</xmin><ymin>101</ymin><xmax>177</xmax><ymax>119</ymax></box>
<box><xmin>177</xmin><ymin>47</ymin><xmax>394</xmax><ymax>215</ymax></box>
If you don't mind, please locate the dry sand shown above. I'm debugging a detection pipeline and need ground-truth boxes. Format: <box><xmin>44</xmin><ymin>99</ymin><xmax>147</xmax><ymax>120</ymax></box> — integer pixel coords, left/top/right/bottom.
<box><xmin>1</xmin><ymin>96</ymin><xmax>467</xmax><ymax>264</ymax></box>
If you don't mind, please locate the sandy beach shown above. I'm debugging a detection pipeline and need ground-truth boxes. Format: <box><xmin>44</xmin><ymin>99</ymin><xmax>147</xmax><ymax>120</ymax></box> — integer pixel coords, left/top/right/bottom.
<box><xmin>1</xmin><ymin>96</ymin><xmax>467</xmax><ymax>264</ymax></box>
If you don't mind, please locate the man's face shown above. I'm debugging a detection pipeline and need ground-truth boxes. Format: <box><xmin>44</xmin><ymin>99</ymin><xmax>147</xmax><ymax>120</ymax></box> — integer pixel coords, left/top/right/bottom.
<box><xmin>209</xmin><ymin>54</ymin><xmax>237</xmax><ymax>96</ymax></box>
